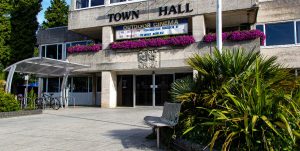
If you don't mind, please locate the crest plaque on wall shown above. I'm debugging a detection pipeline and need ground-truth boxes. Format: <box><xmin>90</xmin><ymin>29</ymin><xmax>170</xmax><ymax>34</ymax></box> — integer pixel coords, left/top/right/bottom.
<box><xmin>138</xmin><ymin>50</ymin><xmax>159</xmax><ymax>69</ymax></box>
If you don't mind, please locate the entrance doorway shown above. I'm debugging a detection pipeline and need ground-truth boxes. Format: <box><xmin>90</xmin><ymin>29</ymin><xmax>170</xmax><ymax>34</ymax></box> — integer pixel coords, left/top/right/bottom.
<box><xmin>117</xmin><ymin>72</ymin><xmax>193</xmax><ymax>107</ymax></box>
<box><xmin>136</xmin><ymin>75</ymin><xmax>153</xmax><ymax>106</ymax></box>
<box><xmin>155</xmin><ymin>74</ymin><xmax>173</xmax><ymax>106</ymax></box>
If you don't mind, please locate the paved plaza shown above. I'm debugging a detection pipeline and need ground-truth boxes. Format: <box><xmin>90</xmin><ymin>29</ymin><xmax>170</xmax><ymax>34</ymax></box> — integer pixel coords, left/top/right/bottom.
<box><xmin>0</xmin><ymin>107</ymin><xmax>163</xmax><ymax>151</ymax></box>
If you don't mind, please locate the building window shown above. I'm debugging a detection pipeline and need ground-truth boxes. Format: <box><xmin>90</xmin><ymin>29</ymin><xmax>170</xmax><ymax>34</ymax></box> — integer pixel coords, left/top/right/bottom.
<box><xmin>110</xmin><ymin>0</ymin><xmax>126</xmax><ymax>3</ymax></box>
<box><xmin>97</xmin><ymin>77</ymin><xmax>101</xmax><ymax>92</ymax></box>
<box><xmin>265</xmin><ymin>22</ymin><xmax>295</xmax><ymax>46</ymax></box>
<box><xmin>91</xmin><ymin>0</ymin><xmax>104</xmax><ymax>6</ymax></box>
<box><xmin>48</xmin><ymin>78</ymin><xmax>60</xmax><ymax>92</ymax></box>
<box><xmin>66</xmin><ymin>41</ymin><xmax>93</xmax><ymax>49</ymax></box>
<box><xmin>41</xmin><ymin>44</ymin><xmax>64</xmax><ymax>60</ymax></box>
<box><xmin>72</xmin><ymin>77</ymin><xmax>90</xmax><ymax>92</ymax></box>
<box><xmin>297</xmin><ymin>21</ymin><xmax>300</xmax><ymax>43</ymax></box>
<box><xmin>76</xmin><ymin>0</ymin><xmax>89</xmax><ymax>9</ymax></box>
<box><xmin>256</xmin><ymin>21</ymin><xmax>299</xmax><ymax>47</ymax></box>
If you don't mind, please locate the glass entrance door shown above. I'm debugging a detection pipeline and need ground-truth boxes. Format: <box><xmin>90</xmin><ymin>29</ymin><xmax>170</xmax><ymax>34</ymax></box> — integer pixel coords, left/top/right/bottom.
<box><xmin>136</xmin><ymin>75</ymin><xmax>153</xmax><ymax>106</ymax></box>
<box><xmin>117</xmin><ymin>75</ymin><xmax>133</xmax><ymax>107</ymax></box>
<box><xmin>155</xmin><ymin>74</ymin><xmax>173</xmax><ymax>106</ymax></box>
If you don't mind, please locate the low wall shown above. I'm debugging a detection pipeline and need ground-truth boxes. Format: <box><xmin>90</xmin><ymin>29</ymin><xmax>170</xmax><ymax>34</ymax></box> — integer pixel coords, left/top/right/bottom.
<box><xmin>0</xmin><ymin>109</ymin><xmax>43</xmax><ymax>119</ymax></box>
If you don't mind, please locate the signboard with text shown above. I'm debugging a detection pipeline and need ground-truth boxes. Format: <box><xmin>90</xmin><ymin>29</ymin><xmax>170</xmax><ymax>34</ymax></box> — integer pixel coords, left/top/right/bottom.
<box><xmin>115</xmin><ymin>19</ymin><xmax>188</xmax><ymax>40</ymax></box>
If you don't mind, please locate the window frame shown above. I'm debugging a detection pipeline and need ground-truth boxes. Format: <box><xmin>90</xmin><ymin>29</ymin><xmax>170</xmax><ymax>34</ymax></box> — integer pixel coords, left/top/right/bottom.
<box><xmin>40</xmin><ymin>43</ymin><xmax>65</xmax><ymax>60</ymax></box>
<box><xmin>43</xmin><ymin>77</ymin><xmax>61</xmax><ymax>93</ymax></box>
<box><xmin>256</xmin><ymin>19</ymin><xmax>300</xmax><ymax>48</ymax></box>
<box><xmin>74</xmin><ymin>0</ymin><xmax>147</xmax><ymax>10</ymax></box>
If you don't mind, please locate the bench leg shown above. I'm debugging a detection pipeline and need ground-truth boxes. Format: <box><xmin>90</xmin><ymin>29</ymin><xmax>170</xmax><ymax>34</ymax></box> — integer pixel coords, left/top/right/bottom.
<box><xmin>156</xmin><ymin>127</ymin><xmax>160</xmax><ymax>149</ymax></box>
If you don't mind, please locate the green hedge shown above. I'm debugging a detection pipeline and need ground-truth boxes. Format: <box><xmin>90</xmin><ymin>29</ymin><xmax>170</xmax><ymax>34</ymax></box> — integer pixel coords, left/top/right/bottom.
<box><xmin>0</xmin><ymin>91</ymin><xmax>20</xmax><ymax>112</ymax></box>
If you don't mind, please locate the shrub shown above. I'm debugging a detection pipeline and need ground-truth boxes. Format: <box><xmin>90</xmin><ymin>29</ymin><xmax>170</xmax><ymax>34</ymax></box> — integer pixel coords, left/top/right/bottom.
<box><xmin>0</xmin><ymin>80</ymin><xmax>5</xmax><ymax>91</ymax></box>
<box><xmin>0</xmin><ymin>91</ymin><xmax>20</xmax><ymax>112</ymax></box>
<box><xmin>26</xmin><ymin>89</ymin><xmax>37</xmax><ymax>110</ymax></box>
<box><xmin>171</xmin><ymin>49</ymin><xmax>300</xmax><ymax>150</ymax></box>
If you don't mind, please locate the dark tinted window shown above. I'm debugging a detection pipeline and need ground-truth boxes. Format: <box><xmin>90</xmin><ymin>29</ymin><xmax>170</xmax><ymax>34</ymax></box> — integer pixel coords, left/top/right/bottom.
<box><xmin>46</xmin><ymin>45</ymin><xmax>57</xmax><ymax>59</ymax></box>
<box><xmin>265</xmin><ymin>22</ymin><xmax>295</xmax><ymax>46</ymax></box>
<box><xmin>76</xmin><ymin>0</ymin><xmax>89</xmax><ymax>9</ymax></box>
<box><xmin>256</xmin><ymin>25</ymin><xmax>264</xmax><ymax>33</ymax></box>
<box><xmin>58</xmin><ymin>44</ymin><xmax>62</xmax><ymax>60</ymax></box>
<box><xmin>73</xmin><ymin>77</ymin><xmax>89</xmax><ymax>92</ymax></box>
<box><xmin>297</xmin><ymin>22</ymin><xmax>300</xmax><ymax>43</ymax></box>
<box><xmin>48</xmin><ymin>78</ymin><xmax>60</xmax><ymax>92</ymax></box>
<box><xmin>97</xmin><ymin>77</ymin><xmax>101</xmax><ymax>92</ymax></box>
<box><xmin>91</xmin><ymin>0</ymin><xmax>104</xmax><ymax>6</ymax></box>
<box><xmin>42</xmin><ymin>46</ymin><xmax>45</xmax><ymax>57</ymax></box>
<box><xmin>110</xmin><ymin>0</ymin><xmax>126</xmax><ymax>3</ymax></box>
<box><xmin>43</xmin><ymin>78</ymin><xmax>47</xmax><ymax>92</ymax></box>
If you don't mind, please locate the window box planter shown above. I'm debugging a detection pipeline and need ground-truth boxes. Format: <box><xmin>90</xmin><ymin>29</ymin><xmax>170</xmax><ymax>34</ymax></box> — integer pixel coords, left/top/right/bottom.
<box><xmin>67</xmin><ymin>44</ymin><xmax>102</xmax><ymax>53</ymax></box>
<box><xmin>110</xmin><ymin>35</ymin><xmax>196</xmax><ymax>50</ymax></box>
<box><xmin>203</xmin><ymin>30</ymin><xmax>266</xmax><ymax>45</ymax></box>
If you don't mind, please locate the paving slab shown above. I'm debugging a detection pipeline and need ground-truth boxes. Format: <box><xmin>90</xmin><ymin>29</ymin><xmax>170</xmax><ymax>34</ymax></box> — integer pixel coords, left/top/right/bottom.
<box><xmin>0</xmin><ymin>107</ymin><xmax>166</xmax><ymax>151</ymax></box>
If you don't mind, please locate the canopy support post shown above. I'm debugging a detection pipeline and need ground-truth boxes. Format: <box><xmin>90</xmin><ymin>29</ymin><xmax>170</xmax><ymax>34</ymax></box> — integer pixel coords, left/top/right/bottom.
<box><xmin>61</xmin><ymin>73</ymin><xmax>69</xmax><ymax>108</ymax></box>
<box><xmin>5</xmin><ymin>65</ymin><xmax>16</xmax><ymax>93</ymax></box>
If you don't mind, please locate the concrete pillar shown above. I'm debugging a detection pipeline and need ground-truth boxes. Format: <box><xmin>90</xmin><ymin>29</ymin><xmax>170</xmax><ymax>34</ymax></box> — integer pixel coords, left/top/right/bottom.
<box><xmin>101</xmin><ymin>71</ymin><xmax>117</xmax><ymax>108</ymax></box>
<box><xmin>102</xmin><ymin>26</ymin><xmax>114</xmax><ymax>50</ymax></box>
<box><xmin>192</xmin><ymin>15</ymin><xmax>206</xmax><ymax>42</ymax></box>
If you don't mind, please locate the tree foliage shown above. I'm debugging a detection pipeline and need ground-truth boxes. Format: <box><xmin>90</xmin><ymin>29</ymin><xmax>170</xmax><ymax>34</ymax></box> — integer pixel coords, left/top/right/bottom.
<box><xmin>9</xmin><ymin>0</ymin><xmax>42</xmax><ymax>65</ymax></box>
<box><xmin>42</xmin><ymin>0</ymin><xmax>69</xmax><ymax>29</ymax></box>
<box><xmin>0</xmin><ymin>0</ymin><xmax>12</xmax><ymax>71</ymax></box>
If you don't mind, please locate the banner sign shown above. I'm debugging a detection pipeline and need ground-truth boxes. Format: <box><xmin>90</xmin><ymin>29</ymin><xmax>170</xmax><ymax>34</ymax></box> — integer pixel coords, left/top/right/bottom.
<box><xmin>115</xmin><ymin>19</ymin><xmax>188</xmax><ymax>40</ymax></box>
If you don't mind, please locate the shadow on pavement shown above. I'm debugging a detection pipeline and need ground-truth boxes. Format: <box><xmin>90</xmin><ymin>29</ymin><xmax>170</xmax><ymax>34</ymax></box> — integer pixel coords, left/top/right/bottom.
<box><xmin>107</xmin><ymin>128</ymin><xmax>167</xmax><ymax>151</ymax></box>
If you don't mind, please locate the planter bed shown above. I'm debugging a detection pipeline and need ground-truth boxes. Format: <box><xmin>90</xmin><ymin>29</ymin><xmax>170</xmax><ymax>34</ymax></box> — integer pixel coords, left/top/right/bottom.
<box><xmin>0</xmin><ymin>109</ymin><xmax>42</xmax><ymax>119</ymax></box>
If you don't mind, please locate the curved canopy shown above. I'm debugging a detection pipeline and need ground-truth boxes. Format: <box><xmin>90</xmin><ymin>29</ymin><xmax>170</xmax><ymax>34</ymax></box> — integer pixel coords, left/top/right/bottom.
<box><xmin>4</xmin><ymin>57</ymin><xmax>89</xmax><ymax>77</ymax></box>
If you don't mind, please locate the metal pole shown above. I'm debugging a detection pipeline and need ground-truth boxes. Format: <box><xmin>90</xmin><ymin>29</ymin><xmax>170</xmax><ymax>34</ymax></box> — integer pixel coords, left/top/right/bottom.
<box><xmin>24</xmin><ymin>75</ymin><xmax>29</xmax><ymax>108</ymax></box>
<box><xmin>152</xmin><ymin>72</ymin><xmax>155</xmax><ymax>108</ymax></box>
<box><xmin>216</xmin><ymin>0</ymin><xmax>223</xmax><ymax>53</ymax></box>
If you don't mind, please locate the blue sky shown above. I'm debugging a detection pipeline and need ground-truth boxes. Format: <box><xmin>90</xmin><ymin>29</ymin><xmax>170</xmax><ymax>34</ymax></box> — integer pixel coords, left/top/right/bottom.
<box><xmin>37</xmin><ymin>0</ymin><xmax>71</xmax><ymax>24</ymax></box>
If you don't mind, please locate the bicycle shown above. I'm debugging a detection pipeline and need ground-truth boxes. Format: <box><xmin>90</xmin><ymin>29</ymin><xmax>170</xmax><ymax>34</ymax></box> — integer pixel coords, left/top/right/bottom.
<box><xmin>35</xmin><ymin>93</ymin><xmax>61</xmax><ymax>110</ymax></box>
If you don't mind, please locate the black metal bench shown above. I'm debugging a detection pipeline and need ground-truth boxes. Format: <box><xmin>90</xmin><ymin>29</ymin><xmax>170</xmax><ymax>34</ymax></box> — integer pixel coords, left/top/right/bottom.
<box><xmin>144</xmin><ymin>102</ymin><xmax>181</xmax><ymax>148</ymax></box>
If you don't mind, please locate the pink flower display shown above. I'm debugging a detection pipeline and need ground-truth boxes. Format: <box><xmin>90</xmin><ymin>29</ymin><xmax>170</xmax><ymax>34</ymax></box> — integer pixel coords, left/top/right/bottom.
<box><xmin>67</xmin><ymin>44</ymin><xmax>102</xmax><ymax>53</ymax></box>
<box><xmin>110</xmin><ymin>35</ymin><xmax>195</xmax><ymax>50</ymax></box>
<box><xmin>203</xmin><ymin>30</ymin><xmax>266</xmax><ymax>45</ymax></box>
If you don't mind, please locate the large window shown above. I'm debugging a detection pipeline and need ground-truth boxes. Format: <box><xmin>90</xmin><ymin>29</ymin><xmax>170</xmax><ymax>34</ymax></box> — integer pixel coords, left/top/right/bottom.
<box><xmin>76</xmin><ymin>0</ymin><xmax>89</xmax><ymax>9</ymax></box>
<box><xmin>43</xmin><ymin>77</ymin><xmax>93</xmax><ymax>93</ymax></box>
<box><xmin>91</xmin><ymin>0</ymin><xmax>105</xmax><ymax>6</ymax></box>
<box><xmin>110</xmin><ymin>0</ymin><xmax>126</xmax><ymax>3</ymax></box>
<box><xmin>297</xmin><ymin>22</ymin><xmax>300</xmax><ymax>43</ymax></box>
<box><xmin>41</xmin><ymin>44</ymin><xmax>63</xmax><ymax>60</ymax></box>
<box><xmin>72</xmin><ymin>77</ymin><xmax>92</xmax><ymax>93</ymax></box>
<box><xmin>76</xmin><ymin>0</ymin><xmax>143</xmax><ymax>9</ymax></box>
<box><xmin>43</xmin><ymin>78</ymin><xmax>61</xmax><ymax>93</ymax></box>
<box><xmin>66</xmin><ymin>41</ymin><xmax>93</xmax><ymax>49</ymax></box>
<box><xmin>256</xmin><ymin>21</ymin><xmax>300</xmax><ymax>46</ymax></box>
<box><xmin>76</xmin><ymin>0</ymin><xmax>104</xmax><ymax>9</ymax></box>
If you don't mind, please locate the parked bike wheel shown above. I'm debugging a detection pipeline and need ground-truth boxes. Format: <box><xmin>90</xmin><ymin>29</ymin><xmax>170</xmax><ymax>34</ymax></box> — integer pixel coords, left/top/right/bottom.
<box><xmin>35</xmin><ymin>98</ymin><xmax>44</xmax><ymax>109</ymax></box>
<box><xmin>50</xmin><ymin>98</ymin><xmax>60</xmax><ymax>110</ymax></box>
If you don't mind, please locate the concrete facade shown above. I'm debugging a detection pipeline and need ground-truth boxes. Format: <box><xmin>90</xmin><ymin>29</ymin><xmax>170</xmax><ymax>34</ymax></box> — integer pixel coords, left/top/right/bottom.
<box><xmin>258</xmin><ymin>0</ymin><xmax>300</xmax><ymax>68</ymax></box>
<box><xmin>37</xmin><ymin>0</ymin><xmax>262</xmax><ymax>108</ymax></box>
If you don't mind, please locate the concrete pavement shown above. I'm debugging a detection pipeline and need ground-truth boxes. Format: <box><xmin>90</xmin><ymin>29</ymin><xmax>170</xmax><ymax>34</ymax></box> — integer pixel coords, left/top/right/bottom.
<box><xmin>0</xmin><ymin>107</ymin><xmax>163</xmax><ymax>151</ymax></box>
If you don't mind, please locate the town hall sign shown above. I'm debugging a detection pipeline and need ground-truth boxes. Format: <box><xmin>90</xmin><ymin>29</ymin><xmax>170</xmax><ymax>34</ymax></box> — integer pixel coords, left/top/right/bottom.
<box><xmin>108</xmin><ymin>3</ymin><xmax>193</xmax><ymax>22</ymax></box>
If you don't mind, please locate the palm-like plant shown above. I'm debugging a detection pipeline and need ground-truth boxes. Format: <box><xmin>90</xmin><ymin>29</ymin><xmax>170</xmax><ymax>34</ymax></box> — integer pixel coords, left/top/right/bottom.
<box><xmin>171</xmin><ymin>49</ymin><xmax>300</xmax><ymax>150</ymax></box>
